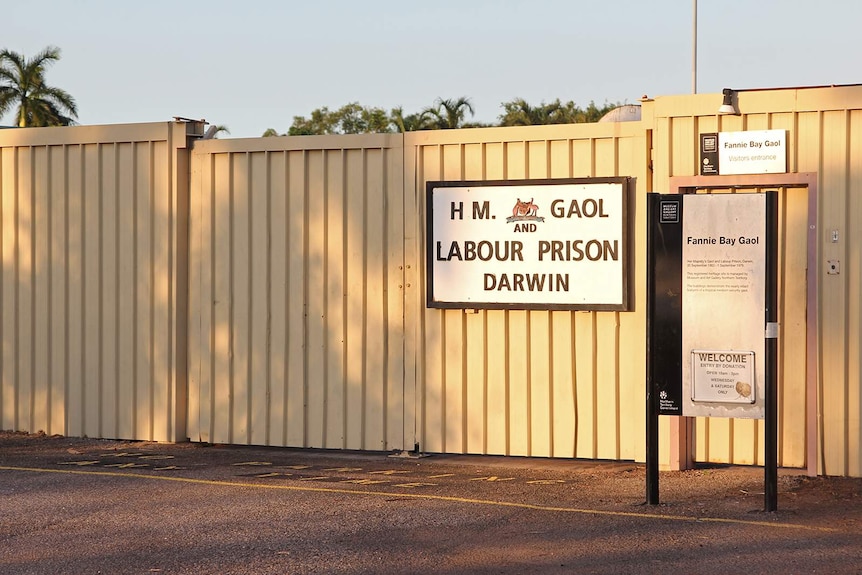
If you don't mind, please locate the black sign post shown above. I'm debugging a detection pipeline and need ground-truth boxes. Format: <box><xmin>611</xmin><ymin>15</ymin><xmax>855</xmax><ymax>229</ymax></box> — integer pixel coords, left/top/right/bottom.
<box><xmin>646</xmin><ymin>194</ymin><xmax>684</xmax><ymax>504</ymax></box>
<box><xmin>764</xmin><ymin>191</ymin><xmax>778</xmax><ymax>512</ymax></box>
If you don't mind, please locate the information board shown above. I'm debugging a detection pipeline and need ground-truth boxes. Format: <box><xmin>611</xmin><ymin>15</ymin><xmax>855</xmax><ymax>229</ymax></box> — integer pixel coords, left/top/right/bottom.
<box><xmin>647</xmin><ymin>195</ymin><xmax>684</xmax><ymax>415</ymax></box>
<box><xmin>681</xmin><ymin>193</ymin><xmax>767</xmax><ymax>419</ymax></box>
<box><xmin>426</xmin><ymin>178</ymin><xmax>629</xmax><ymax>310</ymax></box>
<box><xmin>646</xmin><ymin>190</ymin><xmax>778</xmax><ymax>509</ymax></box>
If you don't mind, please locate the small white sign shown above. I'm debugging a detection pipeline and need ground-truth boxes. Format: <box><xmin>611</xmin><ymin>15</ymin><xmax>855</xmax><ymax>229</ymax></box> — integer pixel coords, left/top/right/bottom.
<box><xmin>718</xmin><ymin>130</ymin><xmax>786</xmax><ymax>175</ymax></box>
<box><xmin>691</xmin><ymin>349</ymin><xmax>755</xmax><ymax>404</ymax></box>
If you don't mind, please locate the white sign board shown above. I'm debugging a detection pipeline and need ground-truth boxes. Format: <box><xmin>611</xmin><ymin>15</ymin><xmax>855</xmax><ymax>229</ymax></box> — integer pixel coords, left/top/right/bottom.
<box><xmin>426</xmin><ymin>179</ymin><xmax>628</xmax><ymax>310</ymax></box>
<box><xmin>691</xmin><ymin>349</ymin><xmax>755</xmax><ymax>404</ymax></box>
<box><xmin>682</xmin><ymin>193</ymin><xmax>766</xmax><ymax>419</ymax></box>
<box><xmin>718</xmin><ymin>130</ymin><xmax>786</xmax><ymax>175</ymax></box>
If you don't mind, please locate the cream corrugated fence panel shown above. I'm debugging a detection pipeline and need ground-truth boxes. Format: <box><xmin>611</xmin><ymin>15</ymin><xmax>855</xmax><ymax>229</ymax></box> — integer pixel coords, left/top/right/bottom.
<box><xmin>3</xmin><ymin>88</ymin><xmax>858</xmax><ymax>478</ymax></box>
<box><xmin>188</xmin><ymin>134</ymin><xmax>407</xmax><ymax>451</ymax></box>
<box><xmin>0</xmin><ymin>121</ymin><xmax>196</xmax><ymax>442</ymax></box>
<box><xmin>404</xmin><ymin>124</ymin><xmax>650</xmax><ymax>460</ymax></box>
<box><xmin>651</xmin><ymin>86</ymin><xmax>862</xmax><ymax>476</ymax></box>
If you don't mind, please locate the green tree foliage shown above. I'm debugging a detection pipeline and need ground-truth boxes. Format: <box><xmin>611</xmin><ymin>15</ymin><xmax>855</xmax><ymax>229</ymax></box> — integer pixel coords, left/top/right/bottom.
<box><xmin>390</xmin><ymin>106</ymin><xmax>433</xmax><ymax>133</ymax></box>
<box><xmin>280</xmin><ymin>96</ymin><xmax>622</xmax><ymax>136</ymax></box>
<box><xmin>288</xmin><ymin>102</ymin><xmax>393</xmax><ymax>136</ymax></box>
<box><xmin>574</xmin><ymin>100</ymin><xmax>619</xmax><ymax>123</ymax></box>
<box><xmin>423</xmin><ymin>97</ymin><xmax>475</xmax><ymax>130</ymax></box>
<box><xmin>498</xmin><ymin>98</ymin><xmax>564</xmax><ymax>126</ymax></box>
<box><xmin>204</xmin><ymin>124</ymin><xmax>230</xmax><ymax>139</ymax></box>
<box><xmin>0</xmin><ymin>46</ymin><xmax>78</xmax><ymax>127</ymax></box>
<box><xmin>498</xmin><ymin>98</ymin><xmax>619</xmax><ymax>126</ymax></box>
<box><xmin>287</xmin><ymin>106</ymin><xmax>334</xmax><ymax>135</ymax></box>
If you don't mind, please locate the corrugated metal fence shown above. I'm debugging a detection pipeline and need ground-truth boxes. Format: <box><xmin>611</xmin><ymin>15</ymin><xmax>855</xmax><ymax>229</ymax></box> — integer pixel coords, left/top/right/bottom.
<box><xmin>185</xmin><ymin>124</ymin><xmax>650</xmax><ymax>461</ymax></box>
<box><xmin>3</xmin><ymin>86</ymin><xmax>862</xmax><ymax>476</ymax></box>
<box><xmin>404</xmin><ymin>125</ymin><xmax>649</xmax><ymax>460</ymax></box>
<box><xmin>0</xmin><ymin>121</ymin><xmax>198</xmax><ymax>442</ymax></box>
<box><xmin>650</xmin><ymin>88</ymin><xmax>862</xmax><ymax>476</ymax></box>
<box><xmin>187</xmin><ymin>134</ymin><xmax>408</xmax><ymax>451</ymax></box>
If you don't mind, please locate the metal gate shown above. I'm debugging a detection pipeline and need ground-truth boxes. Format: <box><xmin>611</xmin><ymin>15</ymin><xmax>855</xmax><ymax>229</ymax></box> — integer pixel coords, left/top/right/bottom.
<box><xmin>187</xmin><ymin>134</ymin><xmax>410</xmax><ymax>450</ymax></box>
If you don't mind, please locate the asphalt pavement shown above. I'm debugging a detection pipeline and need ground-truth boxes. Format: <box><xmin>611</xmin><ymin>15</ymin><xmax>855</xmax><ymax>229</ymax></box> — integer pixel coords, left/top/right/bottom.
<box><xmin>1</xmin><ymin>433</ymin><xmax>860</xmax><ymax>574</ymax></box>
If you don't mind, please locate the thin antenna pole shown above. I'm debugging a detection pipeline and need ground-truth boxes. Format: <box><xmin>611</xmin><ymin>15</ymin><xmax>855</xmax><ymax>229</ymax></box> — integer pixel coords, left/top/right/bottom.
<box><xmin>692</xmin><ymin>0</ymin><xmax>698</xmax><ymax>94</ymax></box>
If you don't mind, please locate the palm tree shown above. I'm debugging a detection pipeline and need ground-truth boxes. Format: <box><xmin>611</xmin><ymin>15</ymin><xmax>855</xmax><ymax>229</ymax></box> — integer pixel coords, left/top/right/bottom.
<box><xmin>498</xmin><ymin>98</ymin><xmax>566</xmax><ymax>126</ymax></box>
<box><xmin>390</xmin><ymin>106</ymin><xmax>433</xmax><ymax>132</ymax></box>
<box><xmin>423</xmin><ymin>97</ymin><xmax>475</xmax><ymax>130</ymax></box>
<box><xmin>0</xmin><ymin>46</ymin><xmax>78</xmax><ymax>127</ymax></box>
<box><xmin>498</xmin><ymin>98</ymin><xmax>535</xmax><ymax>126</ymax></box>
<box><xmin>203</xmin><ymin>124</ymin><xmax>230</xmax><ymax>139</ymax></box>
<box><xmin>498</xmin><ymin>98</ymin><xmax>620</xmax><ymax>126</ymax></box>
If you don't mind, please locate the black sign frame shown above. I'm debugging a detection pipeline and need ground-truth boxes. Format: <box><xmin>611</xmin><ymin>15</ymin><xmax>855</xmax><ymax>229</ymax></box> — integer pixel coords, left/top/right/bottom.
<box><xmin>646</xmin><ymin>191</ymin><xmax>778</xmax><ymax>510</ymax></box>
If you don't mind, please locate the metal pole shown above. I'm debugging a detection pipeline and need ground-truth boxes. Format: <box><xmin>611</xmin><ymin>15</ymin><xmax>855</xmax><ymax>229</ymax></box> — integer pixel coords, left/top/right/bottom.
<box><xmin>692</xmin><ymin>0</ymin><xmax>698</xmax><ymax>94</ymax></box>
<box><xmin>647</xmin><ymin>373</ymin><xmax>660</xmax><ymax>504</ymax></box>
<box><xmin>646</xmin><ymin>195</ymin><xmax>660</xmax><ymax>505</ymax></box>
<box><xmin>764</xmin><ymin>191</ymin><xmax>779</xmax><ymax>511</ymax></box>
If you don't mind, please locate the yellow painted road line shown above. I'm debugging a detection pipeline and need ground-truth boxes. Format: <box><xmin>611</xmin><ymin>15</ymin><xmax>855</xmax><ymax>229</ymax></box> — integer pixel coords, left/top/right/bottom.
<box><xmin>0</xmin><ymin>465</ymin><xmax>841</xmax><ymax>534</ymax></box>
<box><xmin>470</xmin><ymin>476</ymin><xmax>516</xmax><ymax>482</ymax></box>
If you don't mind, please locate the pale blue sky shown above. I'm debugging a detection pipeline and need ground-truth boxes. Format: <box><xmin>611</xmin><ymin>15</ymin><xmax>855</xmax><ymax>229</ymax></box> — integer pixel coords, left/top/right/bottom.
<box><xmin>4</xmin><ymin>0</ymin><xmax>861</xmax><ymax>137</ymax></box>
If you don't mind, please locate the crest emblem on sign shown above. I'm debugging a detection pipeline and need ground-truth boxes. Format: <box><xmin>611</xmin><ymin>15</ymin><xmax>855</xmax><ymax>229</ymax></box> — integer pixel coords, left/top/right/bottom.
<box><xmin>506</xmin><ymin>198</ymin><xmax>545</xmax><ymax>224</ymax></box>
